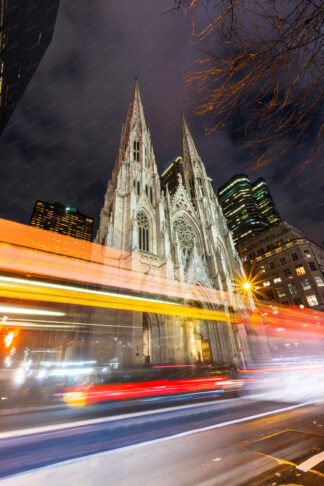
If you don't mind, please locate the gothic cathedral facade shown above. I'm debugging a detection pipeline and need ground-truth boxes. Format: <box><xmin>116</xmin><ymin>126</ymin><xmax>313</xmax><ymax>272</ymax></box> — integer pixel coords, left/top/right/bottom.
<box><xmin>95</xmin><ymin>80</ymin><xmax>256</xmax><ymax>367</ymax></box>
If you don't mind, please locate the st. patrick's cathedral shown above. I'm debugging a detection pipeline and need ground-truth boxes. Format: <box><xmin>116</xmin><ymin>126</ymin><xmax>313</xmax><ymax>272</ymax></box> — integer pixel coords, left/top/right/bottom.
<box><xmin>94</xmin><ymin>80</ymin><xmax>263</xmax><ymax>367</ymax></box>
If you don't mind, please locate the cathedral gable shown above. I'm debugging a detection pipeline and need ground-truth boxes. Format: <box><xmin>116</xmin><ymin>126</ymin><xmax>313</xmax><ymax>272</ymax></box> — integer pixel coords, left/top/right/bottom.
<box><xmin>186</xmin><ymin>244</ymin><xmax>213</xmax><ymax>288</ymax></box>
<box><xmin>170</xmin><ymin>174</ymin><xmax>196</xmax><ymax>216</ymax></box>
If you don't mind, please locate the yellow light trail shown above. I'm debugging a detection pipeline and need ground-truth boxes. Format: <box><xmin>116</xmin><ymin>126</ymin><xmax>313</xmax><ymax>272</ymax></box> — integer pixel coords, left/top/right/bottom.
<box><xmin>0</xmin><ymin>276</ymin><xmax>237</xmax><ymax>323</ymax></box>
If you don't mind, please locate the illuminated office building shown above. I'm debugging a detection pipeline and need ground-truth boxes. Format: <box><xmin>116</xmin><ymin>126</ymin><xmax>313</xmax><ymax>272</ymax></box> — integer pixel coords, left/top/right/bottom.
<box><xmin>218</xmin><ymin>174</ymin><xmax>281</xmax><ymax>248</ymax></box>
<box><xmin>0</xmin><ymin>0</ymin><xmax>60</xmax><ymax>133</ymax></box>
<box><xmin>160</xmin><ymin>156</ymin><xmax>184</xmax><ymax>195</ymax></box>
<box><xmin>30</xmin><ymin>201</ymin><xmax>94</xmax><ymax>241</ymax></box>
<box><xmin>252</xmin><ymin>178</ymin><xmax>281</xmax><ymax>227</ymax></box>
<box><xmin>240</xmin><ymin>222</ymin><xmax>324</xmax><ymax>311</ymax></box>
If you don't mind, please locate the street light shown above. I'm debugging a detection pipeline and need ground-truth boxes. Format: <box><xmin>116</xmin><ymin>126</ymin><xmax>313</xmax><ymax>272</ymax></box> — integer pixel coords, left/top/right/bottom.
<box><xmin>242</xmin><ymin>282</ymin><xmax>251</xmax><ymax>291</ymax></box>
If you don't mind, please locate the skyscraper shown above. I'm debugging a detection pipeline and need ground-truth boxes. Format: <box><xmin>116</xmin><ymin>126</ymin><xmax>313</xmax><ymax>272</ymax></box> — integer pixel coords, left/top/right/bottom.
<box><xmin>30</xmin><ymin>201</ymin><xmax>94</xmax><ymax>241</ymax></box>
<box><xmin>0</xmin><ymin>0</ymin><xmax>60</xmax><ymax>133</ymax></box>
<box><xmin>252</xmin><ymin>178</ymin><xmax>281</xmax><ymax>227</ymax></box>
<box><xmin>218</xmin><ymin>174</ymin><xmax>281</xmax><ymax>247</ymax></box>
<box><xmin>160</xmin><ymin>156</ymin><xmax>183</xmax><ymax>195</ymax></box>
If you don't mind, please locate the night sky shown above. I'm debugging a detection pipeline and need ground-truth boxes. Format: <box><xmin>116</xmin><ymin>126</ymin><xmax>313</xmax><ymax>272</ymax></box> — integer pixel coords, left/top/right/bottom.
<box><xmin>0</xmin><ymin>0</ymin><xmax>323</xmax><ymax>243</ymax></box>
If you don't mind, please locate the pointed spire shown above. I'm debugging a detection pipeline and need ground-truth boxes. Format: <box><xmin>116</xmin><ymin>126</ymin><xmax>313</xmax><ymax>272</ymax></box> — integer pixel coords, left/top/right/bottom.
<box><xmin>181</xmin><ymin>114</ymin><xmax>200</xmax><ymax>165</ymax></box>
<box><xmin>125</xmin><ymin>77</ymin><xmax>147</xmax><ymax>131</ymax></box>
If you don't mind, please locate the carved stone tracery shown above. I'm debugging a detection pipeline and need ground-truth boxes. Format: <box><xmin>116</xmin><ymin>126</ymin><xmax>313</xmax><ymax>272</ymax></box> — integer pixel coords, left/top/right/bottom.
<box><xmin>173</xmin><ymin>218</ymin><xmax>195</xmax><ymax>249</ymax></box>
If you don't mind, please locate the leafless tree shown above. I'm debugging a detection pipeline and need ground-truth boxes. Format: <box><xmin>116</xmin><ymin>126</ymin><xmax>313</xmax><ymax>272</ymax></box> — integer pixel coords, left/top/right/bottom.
<box><xmin>174</xmin><ymin>0</ymin><xmax>324</xmax><ymax>172</ymax></box>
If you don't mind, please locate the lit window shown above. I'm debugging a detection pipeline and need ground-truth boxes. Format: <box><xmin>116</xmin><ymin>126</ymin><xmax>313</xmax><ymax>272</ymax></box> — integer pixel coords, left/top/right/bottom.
<box><xmin>273</xmin><ymin>276</ymin><xmax>281</xmax><ymax>283</ymax></box>
<box><xmin>315</xmin><ymin>276</ymin><xmax>324</xmax><ymax>287</ymax></box>
<box><xmin>137</xmin><ymin>212</ymin><xmax>149</xmax><ymax>252</ymax></box>
<box><xmin>304</xmin><ymin>250</ymin><xmax>311</xmax><ymax>258</ymax></box>
<box><xmin>291</xmin><ymin>252</ymin><xmax>299</xmax><ymax>261</ymax></box>
<box><xmin>263</xmin><ymin>281</ymin><xmax>270</xmax><ymax>287</ymax></box>
<box><xmin>306</xmin><ymin>295</ymin><xmax>318</xmax><ymax>307</ymax></box>
<box><xmin>309</xmin><ymin>261</ymin><xmax>317</xmax><ymax>271</ymax></box>
<box><xmin>301</xmin><ymin>279</ymin><xmax>311</xmax><ymax>291</ymax></box>
<box><xmin>288</xmin><ymin>283</ymin><xmax>298</xmax><ymax>295</ymax></box>
<box><xmin>295</xmin><ymin>264</ymin><xmax>306</xmax><ymax>276</ymax></box>
<box><xmin>277</xmin><ymin>288</ymin><xmax>286</xmax><ymax>297</ymax></box>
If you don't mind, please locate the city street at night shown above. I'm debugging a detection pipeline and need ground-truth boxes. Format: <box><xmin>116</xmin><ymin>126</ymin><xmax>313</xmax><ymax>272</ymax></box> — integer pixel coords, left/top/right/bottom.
<box><xmin>0</xmin><ymin>0</ymin><xmax>323</xmax><ymax>485</ymax></box>
<box><xmin>1</xmin><ymin>394</ymin><xmax>324</xmax><ymax>485</ymax></box>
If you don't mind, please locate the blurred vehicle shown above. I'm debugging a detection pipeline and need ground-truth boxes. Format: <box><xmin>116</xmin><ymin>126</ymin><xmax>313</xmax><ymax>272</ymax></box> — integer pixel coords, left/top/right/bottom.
<box><xmin>59</xmin><ymin>363</ymin><xmax>243</xmax><ymax>407</ymax></box>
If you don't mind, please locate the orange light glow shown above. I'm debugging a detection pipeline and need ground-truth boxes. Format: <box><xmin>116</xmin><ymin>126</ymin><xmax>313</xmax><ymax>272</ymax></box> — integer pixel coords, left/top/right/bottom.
<box><xmin>4</xmin><ymin>331</ymin><xmax>14</xmax><ymax>348</ymax></box>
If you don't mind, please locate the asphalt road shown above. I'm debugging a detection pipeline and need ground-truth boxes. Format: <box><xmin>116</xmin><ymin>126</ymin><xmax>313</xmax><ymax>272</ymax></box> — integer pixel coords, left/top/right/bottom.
<box><xmin>0</xmin><ymin>396</ymin><xmax>324</xmax><ymax>485</ymax></box>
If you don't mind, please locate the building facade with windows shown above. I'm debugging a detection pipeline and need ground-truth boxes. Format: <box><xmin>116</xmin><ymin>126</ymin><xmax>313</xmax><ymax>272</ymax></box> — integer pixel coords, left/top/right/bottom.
<box><xmin>240</xmin><ymin>222</ymin><xmax>324</xmax><ymax>311</ymax></box>
<box><xmin>95</xmin><ymin>80</ymin><xmax>266</xmax><ymax>367</ymax></box>
<box><xmin>218</xmin><ymin>174</ymin><xmax>281</xmax><ymax>248</ymax></box>
<box><xmin>0</xmin><ymin>0</ymin><xmax>60</xmax><ymax>133</ymax></box>
<box><xmin>30</xmin><ymin>200</ymin><xmax>94</xmax><ymax>241</ymax></box>
<box><xmin>160</xmin><ymin>156</ymin><xmax>184</xmax><ymax>196</ymax></box>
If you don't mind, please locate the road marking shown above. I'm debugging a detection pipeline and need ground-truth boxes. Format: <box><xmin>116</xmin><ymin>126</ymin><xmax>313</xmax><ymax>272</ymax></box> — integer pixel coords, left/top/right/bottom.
<box><xmin>297</xmin><ymin>451</ymin><xmax>324</xmax><ymax>472</ymax></box>
<box><xmin>244</xmin><ymin>428</ymin><xmax>324</xmax><ymax>479</ymax></box>
<box><xmin>0</xmin><ymin>397</ymin><xmax>235</xmax><ymax>440</ymax></box>
<box><xmin>1</xmin><ymin>397</ymin><xmax>324</xmax><ymax>443</ymax></box>
<box><xmin>0</xmin><ymin>397</ymin><xmax>323</xmax><ymax>442</ymax></box>
<box><xmin>0</xmin><ymin>397</ymin><xmax>323</xmax><ymax>483</ymax></box>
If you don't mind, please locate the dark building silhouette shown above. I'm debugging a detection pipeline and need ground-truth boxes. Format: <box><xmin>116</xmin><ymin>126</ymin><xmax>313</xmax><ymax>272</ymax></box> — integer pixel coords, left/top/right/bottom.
<box><xmin>218</xmin><ymin>174</ymin><xmax>281</xmax><ymax>248</ymax></box>
<box><xmin>160</xmin><ymin>156</ymin><xmax>184</xmax><ymax>195</ymax></box>
<box><xmin>30</xmin><ymin>201</ymin><xmax>94</xmax><ymax>241</ymax></box>
<box><xmin>0</xmin><ymin>0</ymin><xmax>60</xmax><ymax>133</ymax></box>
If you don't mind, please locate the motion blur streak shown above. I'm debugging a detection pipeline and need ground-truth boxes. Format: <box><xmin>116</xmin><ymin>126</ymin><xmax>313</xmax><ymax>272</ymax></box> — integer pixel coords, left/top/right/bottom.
<box><xmin>0</xmin><ymin>218</ymin><xmax>237</xmax><ymax>307</ymax></box>
<box><xmin>62</xmin><ymin>376</ymin><xmax>241</xmax><ymax>406</ymax></box>
<box><xmin>0</xmin><ymin>221</ymin><xmax>323</xmax><ymax>332</ymax></box>
<box><xmin>0</xmin><ymin>276</ymin><xmax>235</xmax><ymax>322</ymax></box>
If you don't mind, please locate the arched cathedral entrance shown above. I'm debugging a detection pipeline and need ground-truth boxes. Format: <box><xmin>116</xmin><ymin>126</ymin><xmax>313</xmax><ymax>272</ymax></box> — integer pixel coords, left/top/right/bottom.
<box><xmin>181</xmin><ymin>315</ymin><xmax>212</xmax><ymax>364</ymax></box>
<box><xmin>143</xmin><ymin>312</ymin><xmax>162</xmax><ymax>365</ymax></box>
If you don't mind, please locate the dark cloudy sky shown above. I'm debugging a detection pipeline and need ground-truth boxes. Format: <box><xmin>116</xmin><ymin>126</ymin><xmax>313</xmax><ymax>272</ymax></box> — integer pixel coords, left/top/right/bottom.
<box><xmin>0</xmin><ymin>0</ymin><xmax>323</xmax><ymax>243</ymax></box>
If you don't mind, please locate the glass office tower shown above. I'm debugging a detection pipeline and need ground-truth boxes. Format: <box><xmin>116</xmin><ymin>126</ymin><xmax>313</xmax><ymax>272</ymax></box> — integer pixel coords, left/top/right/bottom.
<box><xmin>218</xmin><ymin>174</ymin><xmax>281</xmax><ymax>247</ymax></box>
<box><xmin>160</xmin><ymin>156</ymin><xmax>184</xmax><ymax>196</ymax></box>
<box><xmin>0</xmin><ymin>0</ymin><xmax>60</xmax><ymax>133</ymax></box>
<box><xmin>252</xmin><ymin>178</ymin><xmax>281</xmax><ymax>228</ymax></box>
<box><xmin>30</xmin><ymin>201</ymin><xmax>94</xmax><ymax>241</ymax></box>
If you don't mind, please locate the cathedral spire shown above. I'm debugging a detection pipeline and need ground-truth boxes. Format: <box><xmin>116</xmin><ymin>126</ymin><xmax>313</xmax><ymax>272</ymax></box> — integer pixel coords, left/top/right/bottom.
<box><xmin>125</xmin><ymin>77</ymin><xmax>147</xmax><ymax>132</ymax></box>
<box><xmin>181</xmin><ymin>114</ymin><xmax>200</xmax><ymax>166</ymax></box>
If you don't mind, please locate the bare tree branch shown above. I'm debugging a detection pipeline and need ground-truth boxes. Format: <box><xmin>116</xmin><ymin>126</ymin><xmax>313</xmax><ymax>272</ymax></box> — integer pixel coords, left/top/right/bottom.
<box><xmin>175</xmin><ymin>0</ymin><xmax>324</xmax><ymax>171</ymax></box>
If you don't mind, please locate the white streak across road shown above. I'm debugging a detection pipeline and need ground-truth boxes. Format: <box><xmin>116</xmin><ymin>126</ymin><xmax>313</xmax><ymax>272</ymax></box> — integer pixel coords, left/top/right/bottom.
<box><xmin>0</xmin><ymin>397</ymin><xmax>323</xmax><ymax>442</ymax></box>
<box><xmin>297</xmin><ymin>451</ymin><xmax>324</xmax><ymax>472</ymax></box>
<box><xmin>0</xmin><ymin>398</ymin><xmax>324</xmax><ymax>483</ymax></box>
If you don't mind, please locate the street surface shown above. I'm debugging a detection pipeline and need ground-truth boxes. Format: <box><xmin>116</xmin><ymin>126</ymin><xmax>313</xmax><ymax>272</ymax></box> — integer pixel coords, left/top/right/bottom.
<box><xmin>0</xmin><ymin>395</ymin><xmax>324</xmax><ymax>485</ymax></box>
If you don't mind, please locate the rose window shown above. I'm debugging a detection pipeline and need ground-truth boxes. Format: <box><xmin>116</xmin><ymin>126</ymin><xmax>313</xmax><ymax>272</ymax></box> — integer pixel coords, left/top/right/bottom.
<box><xmin>173</xmin><ymin>218</ymin><xmax>195</xmax><ymax>249</ymax></box>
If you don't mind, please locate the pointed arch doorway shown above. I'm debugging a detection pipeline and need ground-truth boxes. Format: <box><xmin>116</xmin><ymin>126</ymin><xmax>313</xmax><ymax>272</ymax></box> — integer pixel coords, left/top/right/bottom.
<box><xmin>143</xmin><ymin>312</ymin><xmax>162</xmax><ymax>365</ymax></box>
<box><xmin>181</xmin><ymin>313</ymin><xmax>212</xmax><ymax>364</ymax></box>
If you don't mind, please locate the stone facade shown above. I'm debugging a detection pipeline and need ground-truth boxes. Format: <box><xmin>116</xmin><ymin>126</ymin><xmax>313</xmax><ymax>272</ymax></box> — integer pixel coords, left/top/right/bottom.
<box><xmin>95</xmin><ymin>80</ymin><xmax>258</xmax><ymax>367</ymax></box>
<box><xmin>240</xmin><ymin>222</ymin><xmax>324</xmax><ymax>311</ymax></box>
